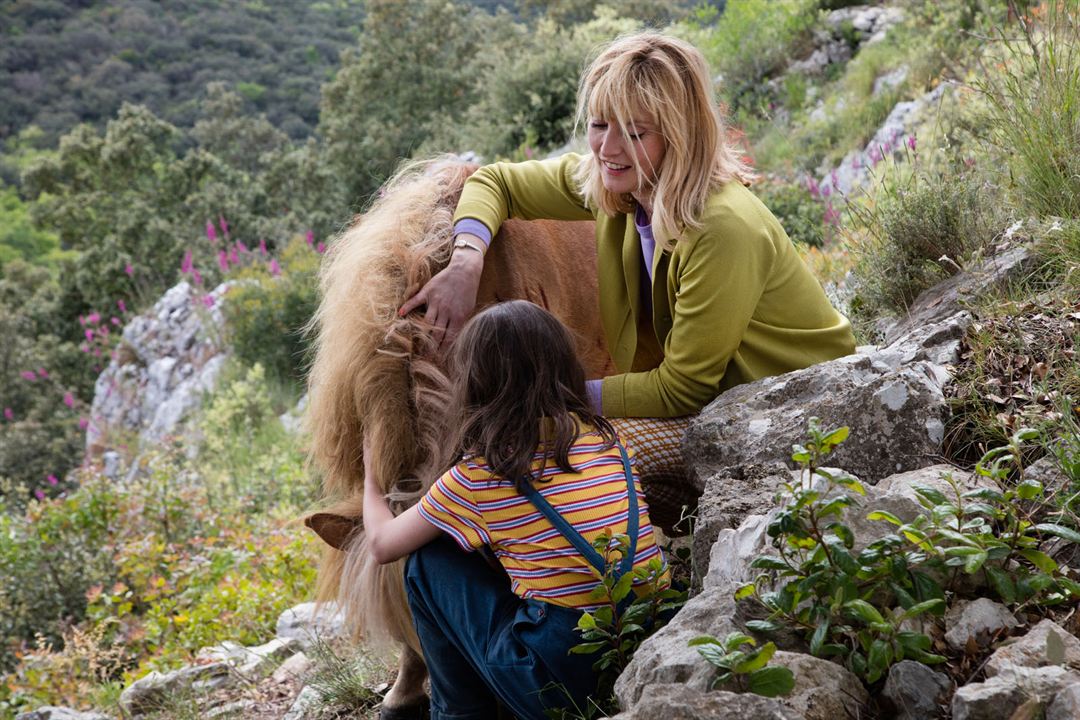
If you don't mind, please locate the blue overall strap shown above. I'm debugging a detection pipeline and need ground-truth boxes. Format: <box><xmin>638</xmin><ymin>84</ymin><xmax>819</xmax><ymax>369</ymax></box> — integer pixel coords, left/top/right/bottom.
<box><xmin>519</xmin><ymin>441</ymin><xmax>639</xmax><ymax>578</ymax></box>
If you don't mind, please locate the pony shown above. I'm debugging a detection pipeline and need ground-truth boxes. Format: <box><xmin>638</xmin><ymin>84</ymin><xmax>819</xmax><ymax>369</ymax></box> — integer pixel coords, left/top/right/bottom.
<box><xmin>303</xmin><ymin>158</ymin><xmax>613</xmax><ymax>717</ymax></box>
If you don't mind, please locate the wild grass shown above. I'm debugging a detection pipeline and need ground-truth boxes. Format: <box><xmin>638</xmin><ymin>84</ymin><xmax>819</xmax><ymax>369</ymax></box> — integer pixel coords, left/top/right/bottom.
<box><xmin>306</xmin><ymin>639</ymin><xmax>390</xmax><ymax>715</ymax></box>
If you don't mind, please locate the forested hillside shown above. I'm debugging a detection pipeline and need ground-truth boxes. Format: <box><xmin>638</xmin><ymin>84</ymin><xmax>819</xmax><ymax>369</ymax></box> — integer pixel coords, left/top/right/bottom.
<box><xmin>1</xmin><ymin>0</ymin><xmax>1077</xmax><ymax>717</ymax></box>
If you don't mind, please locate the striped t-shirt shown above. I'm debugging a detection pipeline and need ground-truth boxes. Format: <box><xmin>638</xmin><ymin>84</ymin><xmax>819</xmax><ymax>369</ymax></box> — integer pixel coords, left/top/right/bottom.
<box><xmin>417</xmin><ymin>432</ymin><xmax>666</xmax><ymax>610</ymax></box>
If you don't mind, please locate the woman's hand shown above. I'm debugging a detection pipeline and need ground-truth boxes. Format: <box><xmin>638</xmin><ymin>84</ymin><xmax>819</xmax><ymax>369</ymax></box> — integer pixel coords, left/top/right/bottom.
<box><xmin>362</xmin><ymin>431</ymin><xmax>442</xmax><ymax>564</ymax></box>
<box><xmin>399</xmin><ymin>238</ymin><xmax>485</xmax><ymax>351</ymax></box>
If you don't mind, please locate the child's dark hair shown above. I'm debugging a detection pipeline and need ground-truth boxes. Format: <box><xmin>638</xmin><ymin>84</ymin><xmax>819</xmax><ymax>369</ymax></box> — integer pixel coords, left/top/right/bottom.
<box><xmin>445</xmin><ymin>300</ymin><xmax>617</xmax><ymax>490</ymax></box>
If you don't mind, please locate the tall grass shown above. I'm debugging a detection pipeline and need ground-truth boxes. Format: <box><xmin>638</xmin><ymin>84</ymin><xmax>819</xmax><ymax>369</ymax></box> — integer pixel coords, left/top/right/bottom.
<box><xmin>978</xmin><ymin>0</ymin><xmax>1080</xmax><ymax>218</ymax></box>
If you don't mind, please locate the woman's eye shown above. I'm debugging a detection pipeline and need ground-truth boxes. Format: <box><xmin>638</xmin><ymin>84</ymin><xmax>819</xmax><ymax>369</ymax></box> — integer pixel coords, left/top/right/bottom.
<box><xmin>628</xmin><ymin>132</ymin><xmax>643</xmax><ymax>140</ymax></box>
<box><xmin>590</xmin><ymin>121</ymin><xmax>608</xmax><ymax>130</ymax></box>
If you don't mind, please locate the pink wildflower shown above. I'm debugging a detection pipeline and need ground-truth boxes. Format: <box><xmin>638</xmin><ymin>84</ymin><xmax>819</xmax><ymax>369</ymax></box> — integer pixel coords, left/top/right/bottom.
<box><xmin>111</xmin><ymin>317</ymin><xmax>120</xmax><ymax>326</ymax></box>
<box><xmin>85</xmin><ymin>329</ymin><xmax>94</xmax><ymax>342</ymax></box>
<box><xmin>20</xmin><ymin>370</ymin><xmax>36</xmax><ymax>381</ymax></box>
<box><xmin>192</xmin><ymin>269</ymin><xmax>204</xmax><ymax>286</ymax></box>
<box><xmin>236</xmin><ymin>241</ymin><xmax>248</xmax><ymax>254</ymax></box>
<box><xmin>269</xmin><ymin>258</ymin><xmax>281</xmax><ymax>277</ymax></box>
<box><xmin>907</xmin><ymin>135</ymin><xmax>917</xmax><ymax>152</ymax></box>
<box><xmin>86</xmin><ymin>312</ymin><xmax>100</xmax><ymax>325</ymax></box>
<box><xmin>305</xmin><ymin>230</ymin><xmax>314</xmax><ymax>246</ymax></box>
<box><xmin>181</xmin><ymin>249</ymin><xmax>194</xmax><ymax>274</ymax></box>
<box><xmin>219</xmin><ymin>215</ymin><xmax>230</xmax><ymax>238</ymax></box>
<box><xmin>217</xmin><ymin>250</ymin><xmax>229</xmax><ymax>273</ymax></box>
<box><xmin>202</xmin><ymin>294</ymin><xmax>216</xmax><ymax>308</ymax></box>
<box><xmin>80</xmin><ymin>345</ymin><xmax>90</xmax><ymax>353</ymax></box>
<box><xmin>258</xmin><ymin>239</ymin><xmax>268</xmax><ymax>256</ymax></box>
<box><xmin>63</xmin><ymin>392</ymin><xmax>75</xmax><ymax>408</ymax></box>
<box><xmin>79</xmin><ymin>315</ymin><xmax>85</xmax><ymax>326</ymax></box>
<box><xmin>37</xmin><ymin>368</ymin><xmax>48</xmax><ymax>379</ymax></box>
<box><xmin>316</xmin><ymin>242</ymin><xmax>326</xmax><ymax>254</ymax></box>
<box><xmin>117</xmin><ymin>299</ymin><xmax>127</xmax><ymax>313</ymax></box>
<box><xmin>78</xmin><ymin>417</ymin><xmax>89</xmax><ymax>430</ymax></box>
<box><xmin>207</xmin><ymin>220</ymin><xmax>218</xmax><ymax>243</ymax></box>
<box><xmin>34</xmin><ymin>489</ymin><xmax>45</xmax><ymax>501</ymax></box>
<box><xmin>92</xmin><ymin>348</ymin><xmax>101</xmax><ymax>357</ymax></box>
<box><xmin>47</xmin><ymin>475</ymin><xmax>58</xmax><ymax>486</ymax></box>
<box><xmin>124</xmin><ymin>263</ymin><xmax>134</xmax><ymax>276</ymax></box>
<box><xmin>228</xmin><ymin>247</ymin><xmax>239</xmax><ymax>265</ymax></box>
<box><xmin>3</xmin><ymin>408</ymin><xmax>13</xmax><ymax>421</ymax></box>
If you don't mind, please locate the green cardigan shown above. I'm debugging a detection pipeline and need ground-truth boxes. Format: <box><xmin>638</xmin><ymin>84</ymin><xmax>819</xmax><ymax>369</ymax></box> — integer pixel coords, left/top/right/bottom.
<box><xmin>454</xmin><ymin>153</ymin><xmax>856</xmax><ymax>418</ymax></box>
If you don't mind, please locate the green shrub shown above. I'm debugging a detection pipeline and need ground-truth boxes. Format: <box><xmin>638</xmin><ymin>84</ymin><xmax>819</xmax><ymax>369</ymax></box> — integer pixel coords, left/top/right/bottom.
<box><xmin>224</xmin><ymin>237</ymin><xmax>319</xmax><ymax>388</ymax></box>
<box><xmin>977</xmin><ymin>0</ymin><xmax>1080</xmax><ymax>219</ymax></box>
<box><xmin>754</xmin><ymin>177</ymin><xmax>826</xmax><ymax>247</ymax></box>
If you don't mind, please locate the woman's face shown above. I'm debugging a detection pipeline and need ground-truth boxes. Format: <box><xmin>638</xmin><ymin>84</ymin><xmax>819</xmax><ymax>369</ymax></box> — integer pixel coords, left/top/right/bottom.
<box><xmin>587</xmin><ymin>111</ymin><xmax>667</xmax><ymax>208</ymax></box>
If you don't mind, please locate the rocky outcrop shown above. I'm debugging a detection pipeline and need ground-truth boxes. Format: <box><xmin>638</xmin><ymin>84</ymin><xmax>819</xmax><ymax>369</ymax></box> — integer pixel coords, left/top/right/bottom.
<box><xmin>86</xmin><ymin>281</ymin><xmax>232</xmax><ymax>458</ymax></box>
<box><xmin>609</xmin><ymin>684</ymin><xmax>804</xmax><ymax>720</ymax></box>
<box><xmin>791</xmin><ymin>5</ymin><xmax>907</xmax><ymax>76</ymax></box>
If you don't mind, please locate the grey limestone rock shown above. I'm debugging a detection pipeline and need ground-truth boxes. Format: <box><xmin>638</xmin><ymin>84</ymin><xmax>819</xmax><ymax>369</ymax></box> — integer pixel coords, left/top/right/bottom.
<box><xmin>196</xmin><ymin>636</ymin><xmax>300</xmax><ymax>677</ymax></box>
<box><xmin>14</xmin><ymin>708</ymin><xmax>111</xmax><ymax>720</ymax></box>
<box><xmin>944</xmin><ymin>599</ymin><xmax>1019</xmax><ymax>653</ymax></box>
<box><xmin>118</xmin><ymin>662</ymin><xmax>233</xmax><ymax>717</ymax></box>
<box><xmin>1047</xmin><ymin>682</ymin><xmax>1080</xmax><ymax>720</ymax></box>
<box><xmin>952</xmin><ymin>665</ymin><xmax>1080</xmax><ymax>720</ymax></box>
<box><xmin>985</xmin><ymin>619</ymin><xmax>1080</xmax><ymax>677</ymax></box>
<box><xmin>610</xmin><ymin>684</ymin><xmax>803</xmax><ymax>720</ymax></box>
<box><xmin>276</xmin><ymin>602</ymin><xmax>348</xmax><ymax>649</ymax></box>
<box><xmin>770</xmin><ymin>650</ymin><xmax>868</xmax><ymax>720</ymax></box>
<box><xmin>282</xmin><ymin>685</ymin><xmax>323</xmax><ymax>720</ymax></box>
<box><xmin>883</xmin><ymin>660</ymin><xmax>953</xmax><ymax>719</ymax></box>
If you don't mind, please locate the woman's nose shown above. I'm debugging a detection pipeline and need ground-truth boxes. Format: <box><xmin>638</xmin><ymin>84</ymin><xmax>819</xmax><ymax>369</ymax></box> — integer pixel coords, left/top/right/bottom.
<box><xmin>600</xmin><ymin>129</ymin><xmax>622</xmax><ymax>157</ymax></box>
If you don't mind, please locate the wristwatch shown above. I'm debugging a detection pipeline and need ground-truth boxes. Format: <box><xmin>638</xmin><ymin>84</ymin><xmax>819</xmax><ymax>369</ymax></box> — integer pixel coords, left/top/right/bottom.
<box><xmin>453</xmin><ymin>237</ymin><xmax>485</xmax><ymax>255</ymax></box>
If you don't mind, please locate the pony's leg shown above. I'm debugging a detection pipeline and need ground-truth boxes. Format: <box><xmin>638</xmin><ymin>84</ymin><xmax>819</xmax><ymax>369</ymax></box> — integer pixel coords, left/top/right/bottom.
<box><xmin>379</xmin><ymin>644</ymin><xmax>429</xmax><ymax>720</ymax></box>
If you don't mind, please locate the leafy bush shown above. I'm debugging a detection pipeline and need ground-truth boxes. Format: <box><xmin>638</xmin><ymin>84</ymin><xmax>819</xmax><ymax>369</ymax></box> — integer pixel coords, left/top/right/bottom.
<box><xmin>223</xmin><ymin>238</ymin><xmax>320</xmax><ymax>389</ymax></box>
<box><xmin>754</xmin><ymin>177</ymin><xmax>826</xmax><ymax>247</ymax></box>
<box><xmin>689</xmin><ymin>632</ymin><xmax>794</xmax><ymax>697</ymax></box>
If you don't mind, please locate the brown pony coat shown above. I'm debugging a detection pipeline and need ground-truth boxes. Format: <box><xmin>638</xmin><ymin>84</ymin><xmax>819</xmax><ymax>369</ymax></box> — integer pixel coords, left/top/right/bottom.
<box><xmin>304</xmin><ymin>159</ymin><xmax>611</xmax><ymax>658</ymax></box>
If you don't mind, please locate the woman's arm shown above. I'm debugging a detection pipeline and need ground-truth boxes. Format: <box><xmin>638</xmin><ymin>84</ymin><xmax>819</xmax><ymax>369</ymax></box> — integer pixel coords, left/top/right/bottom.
<box><xmin>363</xmin><ymin>439</ymin><xmax>443</xmax><ymax>564</ymax></box>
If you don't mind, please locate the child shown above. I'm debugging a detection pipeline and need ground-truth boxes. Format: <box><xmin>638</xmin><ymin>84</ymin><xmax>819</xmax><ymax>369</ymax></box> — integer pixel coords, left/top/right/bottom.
<box><xmin>361</xmin><ymin>300</ymin><xmax>666</xmax><ymax>720</ymax></box>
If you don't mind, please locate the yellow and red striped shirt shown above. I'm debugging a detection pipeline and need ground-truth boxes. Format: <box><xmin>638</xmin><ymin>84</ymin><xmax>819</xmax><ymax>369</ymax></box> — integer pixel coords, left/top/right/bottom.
<box><xmin>417</xmin><ymin>431</ymin><xmax>666</xmax><ymax>610</ymax></box>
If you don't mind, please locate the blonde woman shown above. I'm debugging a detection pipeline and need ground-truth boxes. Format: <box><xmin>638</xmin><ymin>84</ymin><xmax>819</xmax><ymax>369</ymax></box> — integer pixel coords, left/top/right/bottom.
<box><xmin>401</xmin><ymin>32</ymin><xmax>855</xmax><ymax>525</ymax></box>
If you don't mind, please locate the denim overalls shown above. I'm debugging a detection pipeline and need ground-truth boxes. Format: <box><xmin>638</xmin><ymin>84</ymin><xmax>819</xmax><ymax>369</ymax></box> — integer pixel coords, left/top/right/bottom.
<box><xmin>404</xmin><ymin>443</ymin><xmax>639</xmax><ymax>720</ymax></box>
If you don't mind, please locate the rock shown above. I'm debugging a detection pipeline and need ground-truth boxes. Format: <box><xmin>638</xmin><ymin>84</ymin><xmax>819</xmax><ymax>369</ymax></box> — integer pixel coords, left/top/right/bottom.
<box><xmin>14</xmin><ymin>708</ymin><xmax>111</xmax><ymax>720</ymax></box>
<box><xmin>197</xmin><ymin>637</ymin><xmax>300</xmax><ymax>677</ymax></box>
<box><xmin>272</xmin><ymin>652</ymin><xmax>312</xmax><ymax>684</ymax></box>
<box><xmin>87</xmin><ymin>281</ymin><xmax>232</xmax><ymax>455</ymax></box>
<box><xmin>204</xmin><ymin>700</ymin><xmax>254</xmax><ymax>719</ymax></box>
<box><xmin>276</xmin><ymin>602</ymin><xmax>348</xmax><ymax>649</ymax></box>
<box><xmin>873</xmin><ymin>66</ymin><xmax>909</xmax><ymax>96</ymax></box>
<box><xmin>686</xmin><ymin>347</ymin><xmax>953</xmax><ymax>486</ymax></box>
<box><xmin>1047</xmin><ymin>682</ymin><xmax>1080</xmax><ymax>720</ymax></box>
<box><xmin>118</xmin><ymin>662</ymin><xmax>233</xmax><ymax>717</ymax></box>
<box><xmin>882</xmin><ymin>660</ymin><xmax>953</xmax><ymax>719</ymax></box>
<box><xmin>985</xmin><ymin>619</ymin><xmax>1080</xmax><ymax>677</ymax></box>
<box><xmin>282</xmin><ymin>685</ymin><xmax>323</xmax><ymax>720</ymax></box>
<box><xmin>952</xmin><ymin>665</ymin><xmax>1080</xmax><ymax>720</ymax></box>
<box><xmin>702</xmin><ymin>514</ymin><xmax>774</xmax><ymax>591</ymax></box>
<box><xmin>771</xmin><ymin>651</ymin><xmax>868</xmax><ymax>720</ymax></box>
<box><xmin>614</xmin><ymin>584</ymin><xmax>751</xmax><ymax>707</ymax></box>
<box><xmin>944</xmin><ymin>599</ymin><xmax>1019</xmax><ymax>653</ymax></box>
<box><xmin>610</xmin><ymin>684</ymin><xmax>804</xmax><ymax>719</ymax></box>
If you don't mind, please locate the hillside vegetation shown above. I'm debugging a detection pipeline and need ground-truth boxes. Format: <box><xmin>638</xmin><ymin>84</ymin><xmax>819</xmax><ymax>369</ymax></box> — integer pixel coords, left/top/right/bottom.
<box><xmin>0</xmin><ymin>0</ymin><xmax>1078</xmax><ymax>718</ymax></box>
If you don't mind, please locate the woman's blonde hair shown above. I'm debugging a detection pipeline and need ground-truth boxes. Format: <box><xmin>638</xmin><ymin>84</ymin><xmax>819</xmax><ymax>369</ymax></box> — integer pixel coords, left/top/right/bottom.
<box><xmin>574</xmin><ymin>31</ymin><xmax>754</xmax><ymax>248</ymax></box>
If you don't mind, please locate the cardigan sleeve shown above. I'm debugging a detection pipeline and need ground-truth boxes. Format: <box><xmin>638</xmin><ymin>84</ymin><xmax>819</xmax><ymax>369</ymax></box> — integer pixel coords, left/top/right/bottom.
<box><xmin>600</xmin><ymin>199</ymin><xmax>780</xmax><ymax>418</ymax></box>
<box><xmin>453</xmin><ymin>154</ymin><xmax>595</xmax><ymax>237</ymax></box>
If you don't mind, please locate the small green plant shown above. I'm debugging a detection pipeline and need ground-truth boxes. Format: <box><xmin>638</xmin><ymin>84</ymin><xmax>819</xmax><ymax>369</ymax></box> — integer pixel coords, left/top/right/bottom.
<box><xmin>566</xmin><ymin>532</ymin><xmax>686</xmax><ymax>716</ymax></box>
<box><xmin>688</xmin><ymin>632</ymin><xmax>795</xmax><ymax>697</ymax></box>
<box><xmin>307</xmin><ymin>638</ymin><xmax>387</xmax><ymax>712</ymax></box>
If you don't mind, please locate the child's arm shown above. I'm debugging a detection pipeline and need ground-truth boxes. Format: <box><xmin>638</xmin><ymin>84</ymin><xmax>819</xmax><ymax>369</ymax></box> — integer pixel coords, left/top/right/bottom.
<box><xmin>363</xmin><ymin>438</ymin><xmax>442</xmax><ymax>565</ymax></box>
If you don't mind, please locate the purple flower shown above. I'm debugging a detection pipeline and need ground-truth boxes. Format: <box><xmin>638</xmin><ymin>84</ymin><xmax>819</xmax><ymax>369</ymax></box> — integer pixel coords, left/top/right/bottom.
<box><xmin>907</xmin><ymin>135</ymin><xmax>917</xmax><ymax>151</ymax></box>
<box><xmin>20</xmin><ymin>370</ymin><xmax>36</xmax><ymax>381</ymax></box>
<box><xmin>111</xmin><ymin>317</ymin><xmax>120</xmax><ymax>326</ymax></box>
<box><xmin>117</xmin><ymin>299</ymin><xmax>127</xmax><ymax>313</ymax></box>
<box><xmin>79</xmin><ymin>315</ymin><xmax>85</xmax><ymax>326</ymax></box>
<box><xmin>63</xmin><ymin>392</ymin><xmax>75</xmax><ymax>408</ymax></box>
<box><xmin>305</xmin><ymin>230</ymin><xmax>314</xmax><ymax>246</ymax></box>
<box><xmin>316</xmin><ymin>242</ymin><xmax>326</xmax><ymax>254</ymax></box>
<box><xmin>236</xmin><ymin>241</ymin><xmax>248</xmax><ymax>254</ymax></box>
<box><xmin>219</xmin><ymin>215</ymin><xmax>230</xmax><ymax>238</ymax></box>
<box><xmin>192</xmin><ymin>269</ymin><xmax>204</xmax><ymax>286</ymax></box>
<box><xmin>228</xmin><ymin>247</ymin><xmax>239</xmax><ymax>265</ymax></box>
<box><xmin>34</xmin><ymin>489</ymin><xmax>45</xmax><ymax>501</ymax></box>
<box><xmin>258</xmin><ymin>239</ymin><xmax>268</xmax><ymax>256</ymax></box>
<box><xmin>85</xmin><ymin>329</ymin><xmax>94</xmax><ymax>342</ymax></box>
<box><xmin>86</xmin><ymin>312</ymin><xmax>100</xmax><ymax>325</ymax></box>
<box><xmin>37</xmin><ymin>368</ymin><xmax>48</xmax><ymax>379</ymax></box>
<box><xmin>217</xmin><ymin>250</ymin><xmax>229</xmax><ymax>273</ymax></box>
<box><xmin>202</xmin><ymin>294</ymin><xmax>216</xmax><ymax>308</ymax></box>
<box><xmin>207</xmin><ymin>221</ymin><xmax>218</xmax><ymax>243</ymax></box>
<box><xmin>181</xmin><ymin>250</ymin><xmax>194</xmax><ymax>274</ymax></box>
<box><xmin>269</xmin><ymin>258</ymin><xmax>281</xmax><ymax>277</ymax></box>
<box><xmin>822</xmin><ymin>185</ymin><xmax>832</xmax><ymax>198</ymax></box>
<box><xmin>3</xmin><ymin>408</ymin><xmax>13</xmax><ymax>421</ymax></box>
<box><xmin>78</xmin><ymin>417</ymin><xmax>89</xmax><ymax>430</ymax></box>
<box><xmin>47</xmin><ymin>474</ymin><xmax>58</xmax><ymax>486</ymax></box>
<box><xmin>124</xmin><ymin>263</ymin><xmax>134</xmax><ymax>276</ymax></box>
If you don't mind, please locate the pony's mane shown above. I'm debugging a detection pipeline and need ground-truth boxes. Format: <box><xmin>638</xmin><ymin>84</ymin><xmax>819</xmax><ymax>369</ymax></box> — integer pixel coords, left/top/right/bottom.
<box><xmin>306</xmin><ymin>157</ymin><xmax>473</xmax><ymax>651</ymax></box>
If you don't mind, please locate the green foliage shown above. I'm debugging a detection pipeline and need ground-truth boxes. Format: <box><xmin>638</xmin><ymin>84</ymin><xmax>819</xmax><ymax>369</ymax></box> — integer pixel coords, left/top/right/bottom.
<box><xmin>753</xmin><ymin>177</ymin><xmax>826</xmax><ymax>247</ymax></box>
<box><xmin>977</xmin><ymin>0</ymin><xmax>1080</xmax><ymax>218</ymax></box>
<box><xmin>0</xmin><ymin>184</ymin><xmax>60</xmax><ymax>268</ymax></box>
<box><xmin>847</xmin><ymin>158</ymin><xmax>1005</xmax><ymax>324</ymax></box>
<box><xmin>306</xmin><ymin>639</ymin><xmax>388</xmax><ymax>712</ymax></box>
<box><xmin>223</xmin><ymin>238</ymin><xmax>320</xmax><ymax>389</ymax></box>
<box><xmin>740</xmin><ymin>420</ymin><xmax>1080</xmax><ymax>685</ymax></box>
<box><xmin>688</xmin><ymin>632</ymin><xmax>795</xmax><ymax>697</ymax></box>
<box><xmin>566</xmin><ymin>532</ymin><xmax>686</xmax><ymax>716</ymax></box>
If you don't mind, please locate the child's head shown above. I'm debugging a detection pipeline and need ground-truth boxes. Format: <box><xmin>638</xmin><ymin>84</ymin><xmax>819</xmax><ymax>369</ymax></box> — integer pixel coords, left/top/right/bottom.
<box><xmin>447</xmin><ymin>300</ymin><xmax>614</xmax><ymax>486</ymax></box>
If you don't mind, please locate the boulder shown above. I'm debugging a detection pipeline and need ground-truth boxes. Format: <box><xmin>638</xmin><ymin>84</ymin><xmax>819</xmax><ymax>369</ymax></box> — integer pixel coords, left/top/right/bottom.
<box><xmin>196</xmin><ymin>636</ymin><xmax>300</xmax><ymax>677</ymax></box>
<box><xmin>944</xmin><ymin>599</ymin><xmax>1019</xmax><ymax>653</ymax></box>
<box><xmin>87</xmin><ymin>281</ymin><xmax>232</xmax><ymax>454</ymax></box>
<box><xmin>985</xmin><ymin>619</ymin><xmax>1080</xmax><ymax>677</ymax></box>
<box><xmin>770</xmin><ymin>651</ymin><xmax>868</xmax><ymax>720</ymax></box>
<box><xmin>882</xmin><ymin>660</ymin><xmax>953</xmax><ymax>719</ymax></box>
<box><xmin>282</xmin><ymin>685</ymin><xmax>323</xmax><ymax>720</ymax></box>
<box><xmin>271</xmin><ymin>652</ymin><xmax>312</xmax><ymax>684</ymax></box>
<box><xmin>14</xmin><ymin>709</ymin><xmax>111</xmax><ymax>720</ymax></box>
<box><xmin>686</xmin><ymin>313</ymin><xmax>966</xmax><ymax>486</ymax></box>
<box><xmin>1048</xmin><ymin>682</ymin><xmax>1080</xmax><ymax>720</ymax></box>
<box><xmin>952</xmin><ymin>665</ymin><xmax>1080</xmax><ymax>720</ymax></box>
<box><xmin>276</xmin><ymin>602</ymin><xmax>348</xmax><ymax>649</ymax></box>
<box><xmin>610</xmin><ymin>684</ymin><xmax>803</xmax><ymax>720</ymax></box>
<box><xmin>118</xmin><ymin>662</ymin><xmax>233</xmax><ymax>717</ymax></box>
